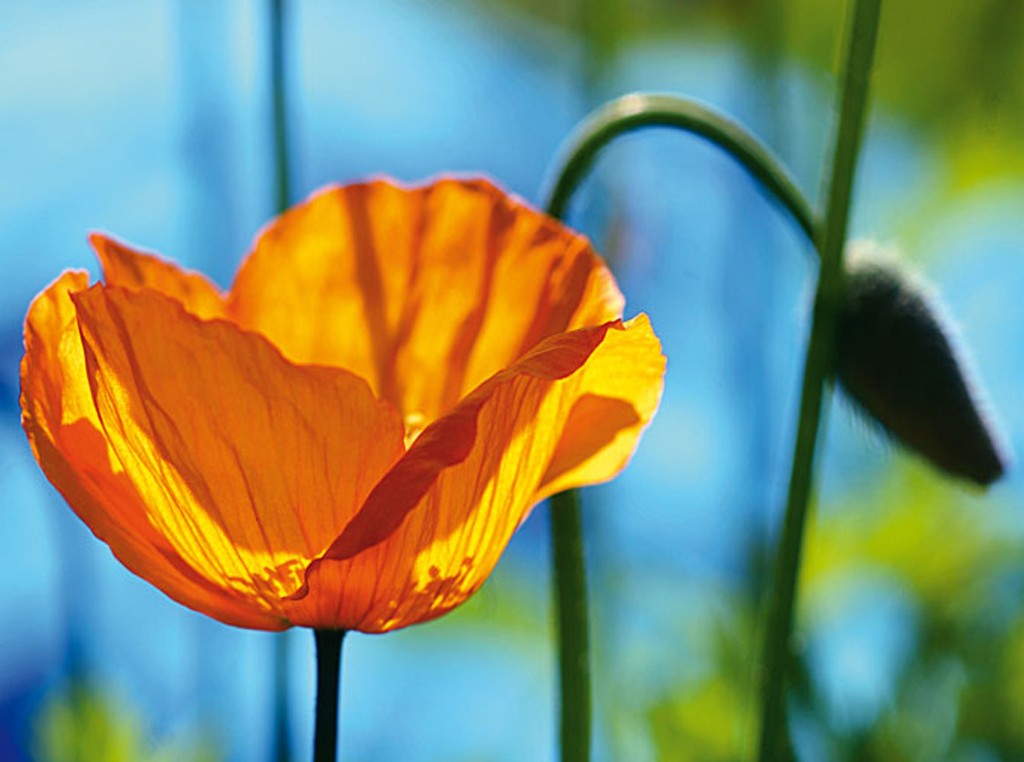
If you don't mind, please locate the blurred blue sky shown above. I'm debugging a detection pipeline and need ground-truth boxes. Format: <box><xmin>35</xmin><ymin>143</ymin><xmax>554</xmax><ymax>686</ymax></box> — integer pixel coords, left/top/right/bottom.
<box><xmin>1</xmin><ymin>1</ymin><xmax>1021</xmax><ymax>760</ymax></box>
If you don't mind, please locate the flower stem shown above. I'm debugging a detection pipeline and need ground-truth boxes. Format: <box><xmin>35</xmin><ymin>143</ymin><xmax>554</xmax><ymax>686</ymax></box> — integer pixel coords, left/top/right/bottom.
<box><xmin>273</xmin><ymin>634</ymin><xmax>292</xmax><ymax>762</ymax></box>
<box><xmin>541</xmin><ymin>89</ymin><xmax>817</xmax><ymax>762</ymax></box>
<box><xmin>541</xmin><ymin>93</ymin><xmax>817</xmax><ymax>247</ymax></box>
<box><xmin>756</xmin><ymin>1</ymin><xmax>882</xmax><ymax>759</ymax></box>
<box><xmin>313</xmin><ymin>629</ymin><xmax>346</xmax><ymax>762</ymax></box>
<box><xmin>269</xmin><ymin>2</ymin><xmax>294</xmax><ymax>759</ymax></box>
<box><xmin>270</xmin><ymin>0</ymin><xmax>291</xmax><ymax>214</ymax></box>
<box><xmin>549</xmin><ymin>489</ymin><xmax>591</xmax><ymax>762</ymax></box>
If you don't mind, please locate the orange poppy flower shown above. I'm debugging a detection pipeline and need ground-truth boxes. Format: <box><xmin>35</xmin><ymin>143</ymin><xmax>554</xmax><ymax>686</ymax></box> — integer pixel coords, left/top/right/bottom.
<box><xmin>20</xmin><ymin>177</ymin><xmax>664</xmax><ymax>633</ymax></box>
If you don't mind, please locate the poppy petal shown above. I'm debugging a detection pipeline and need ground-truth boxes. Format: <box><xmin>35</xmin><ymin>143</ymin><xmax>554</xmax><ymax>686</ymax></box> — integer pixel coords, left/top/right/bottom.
<box><xmin>535</xmin><ymin>314</ymin><xmax>665</xmax><ymax>500</ymax></box>
<box><xmin>72</xmin><ymin>285</ymin><xmax>406</xmax><ymax>620</ymax></box>
<box><xmin>90</xmin><ymin>233</ymin><xmax>226</xmax><ymax>320</ymax></box>
<box><xmin>21</xmin><ymin>272</ymin><xmax>282</xmax><ymax>629</ymax></box>
<box><xmin>228</xmin><ymin>177</ymin><xmax>624</xmax><ymax>424</ymax></box>
<box><xmin>287</xmin><ymin>316</ymin><xmax>663</xmax><ymax>631</ymax></box>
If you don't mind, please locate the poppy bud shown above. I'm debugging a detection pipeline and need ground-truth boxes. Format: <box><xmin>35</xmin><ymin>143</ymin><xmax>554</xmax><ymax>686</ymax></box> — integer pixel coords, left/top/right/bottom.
<box><xmin>835</xmin><ymin>241</ymin><xmax>1008</xmax><ymax>486</ymax></box>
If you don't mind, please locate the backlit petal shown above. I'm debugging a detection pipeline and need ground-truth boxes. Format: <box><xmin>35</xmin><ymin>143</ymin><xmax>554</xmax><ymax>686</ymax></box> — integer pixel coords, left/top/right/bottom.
<box><xmin>21</xmin><ymin>272</ymin><xmax>280</xmax><ymax>629</ymax></box>
<box><xmin>535</xmin><ymin>314</ymin><xmax>665</xmax><ymax>500</ymax></box>
<box><xmin>23</xmin><ymin>177</ymin><xmax>665</xmax><ymax>635</ymax></box>
<box><xmin>73</xmin><ymin>286</ymin><xmax>405</xmax><ymax>620</ymax></box>
<box><xmin>285</xmin><ymin>317</ymin><xmax>664</xmax><ymax>631</ymax></box>
<box><xmin>90</xmin><ymin>233</ymin><xmax>226</xmax><ymax>320</ymax></box>
<box><xmin>227</xmin><ymin>177</ymin><xmax>624</xmax><ymax>424</ymax></box>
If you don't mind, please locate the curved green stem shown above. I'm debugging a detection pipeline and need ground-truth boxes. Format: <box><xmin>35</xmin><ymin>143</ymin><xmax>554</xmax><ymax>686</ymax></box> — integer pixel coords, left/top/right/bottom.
<box><xmin>543</xmin><ymin>93</ymin><xmax>816</xmax><ymax>762</ymax></box>
<box><xmin>540</xmin><ymin>92</ymin><xmax>817</xmax><ymax>247</ymax></box>
<box><xmin>543</xmin><ymin>8</ymin><xmax>880</xmax><ymax>753</ymax></box>
<box><xmin>756</xmin><ymin>1</ymin><xmax>882</xmax><ymax>759</ymax></box>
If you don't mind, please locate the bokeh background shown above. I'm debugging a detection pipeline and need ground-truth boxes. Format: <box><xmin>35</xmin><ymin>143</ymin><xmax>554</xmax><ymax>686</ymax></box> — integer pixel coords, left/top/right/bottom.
<box><xmin>2</xmin><ymin>1</ymin><xmax>1022</xmax><ymax>760</ymax></box>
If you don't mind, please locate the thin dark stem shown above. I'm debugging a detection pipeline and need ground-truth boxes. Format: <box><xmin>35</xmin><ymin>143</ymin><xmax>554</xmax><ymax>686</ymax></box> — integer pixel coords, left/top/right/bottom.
<box><xmin>549</xmin><ymin>489</ymin><xmax>591</xmax><ymax>762</ymax></box>
<box><xmin>270</xmin><ymin>0</ymin><xmax>291</xmax><ymax>214</ymax></box>
<box><xmin>756</xmin><ymin>1</ymin><xmax>882</xmax><ymax>759</ymax></box>
<box><xmin>273</xmin><ymin>635</ymin><xmax>292</xmax><ymax>762</ymax></box>
<box><xmin>313</xmin><ymin>629</ymin><xmax>346</xmax><ymax>762</ymax></box>
<box><xmin>269</xmin><ymin>2</ymin><xmax>293</xmax><ymax>760</ymax></box>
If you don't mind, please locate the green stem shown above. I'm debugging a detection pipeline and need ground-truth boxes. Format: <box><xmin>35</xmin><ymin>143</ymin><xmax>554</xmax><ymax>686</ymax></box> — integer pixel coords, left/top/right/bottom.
<box><xmin>542</xmin><ymin>92</ymin><xmax>817</xmax><ymax>762</ymax></box>
<box><xmin>269</xmin><ymin>2</ymin><xmax>293</xmax><ymax>760</ymax></box>
<box><xmin>313</xmin><ymin>630</ymin><xmax>346</xmax><ymax>762</ymax></box>
<box><xmin>756</xmin><ymin>1</ymin><xmax>882</xmax><ymax>759</ymax></box>
<box><xmin>541</xmin><ymin>93</ymin><xmax>817</xmax><ymax>246</ymax></box>
<box><xmin>549</xmin><ymin>489</ymin><xmax>591</xmax><ymax>762</ymax></box>
<box><xmin>271</xmin><ymin>0</ymin><xmax>291</xmax><ymax>214</ymax></box>
<box><xmin>273</xmin><ymin>634</ymin><xmax>292</xmax><ymax>762</ymax></box>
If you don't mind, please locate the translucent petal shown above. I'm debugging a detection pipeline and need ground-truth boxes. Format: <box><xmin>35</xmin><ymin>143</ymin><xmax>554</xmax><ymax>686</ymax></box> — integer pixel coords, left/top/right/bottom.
<box><xmin>91</xmin><ymin>233</ymin><xmax>226</xmax><ymax>320</ymax></box>
<box><xmin>73</xmin><ymin>285</ymin><xmax>405</xmax><ymax>619</ymax></box>
<box><xmin>286</xmin><ymin>317</ymin><xmax>664</xmax><ymax>631</ymax></box>
<box><xmin>228</xmin><ymin>177</ymin><xmax>623</xmax><ymax>425</ymax></box>
<box><xmin>21</xmin><ymin>273</ymin><xmax>281</xmax><ymax>629</ymax></box>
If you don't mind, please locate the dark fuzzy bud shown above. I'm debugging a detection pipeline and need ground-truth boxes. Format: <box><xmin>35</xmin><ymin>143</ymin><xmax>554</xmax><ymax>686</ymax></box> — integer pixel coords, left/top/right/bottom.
<box><xmin>835</xmin><ymin>242</ymin><xmax>1008</xmax><ymax>486</ymax></box>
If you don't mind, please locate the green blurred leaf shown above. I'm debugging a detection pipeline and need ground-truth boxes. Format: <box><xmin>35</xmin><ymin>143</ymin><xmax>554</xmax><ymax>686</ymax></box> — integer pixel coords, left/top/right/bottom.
<box><xmin>33</xmin><ymin>683</ymin><xmax>220</xmax><ymax>762</ymax></box>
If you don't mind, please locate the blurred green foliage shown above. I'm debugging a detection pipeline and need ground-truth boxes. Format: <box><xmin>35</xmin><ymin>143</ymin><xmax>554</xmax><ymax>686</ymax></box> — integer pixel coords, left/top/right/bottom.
<box><xmin>785</xmin><ymin>0</ymin><xmax>1024</xmax><ymax>187</ymax></box>
<box><xmin>33</xmin><ymin>683</ymin><xmax>219</xmax><ymax>762</ymax></box>
<box><xmin>630</xmin><ymin>459</ymin><xmax>1024</xmax><ymax>760</ymax></box>
<box><xmin>476</xmin><ymin>0</ymin><xmax>1024</xmax><ymax>184</ymax></box>
<box><xmin>646</xmin><ymin>606</ymin><xmax>758</xmax><ymax>761</ymax></box>
<box><xmin>803</xmin><ymin>466</ymin><xmax>1023</xmax><ymax>760</ymax></box>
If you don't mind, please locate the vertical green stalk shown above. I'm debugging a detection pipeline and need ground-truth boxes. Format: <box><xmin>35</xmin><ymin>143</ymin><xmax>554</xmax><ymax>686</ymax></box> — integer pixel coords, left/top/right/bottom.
<box><xmin>545</xmin><ymin>146</ymin><xmax>596</xmax><ymax>759</ymax></box>
<box><xmin>313</xmin><ymin>630</ymin><xmax>346</xmax><ymax>762</ymax></box>
<box><xmin>271</xmin><ymin>0</ymin><xmax>291</xmax><ymax>214</ymax></box>
<box><xmin>273</xmin><ymin>633</ymin><xmax>292</xmax><ymax>762</ymax></box>
<box><xmin>550</xmin><ymin>489</ymin><xmax>591</xmax><ymax>762</ymax></box>
<box><xmin>269</xmin><ymin>1</ymin><xmax>293</xmax><ymax>760</ymax></box>
<box><xmin>756</xmin><ymin>1</ymin><xmax>882</xmax><ymax>759</ymax></box>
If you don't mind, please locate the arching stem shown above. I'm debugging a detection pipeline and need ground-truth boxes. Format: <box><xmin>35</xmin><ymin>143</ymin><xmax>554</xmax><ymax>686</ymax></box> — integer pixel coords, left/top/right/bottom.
<box><xmin>542</xmin><ymin>92</ymin><xmax>816</xmax><ymax>762</ymax></box>
<box><xmin>541</xmin><ymin>93</ymin><xmax>817</xmax><ymax>244</ymax></box>
<box><xmin>543</xmin><ymin>2</ymin><xmax>880</xmax><ymax>750</ymax></box>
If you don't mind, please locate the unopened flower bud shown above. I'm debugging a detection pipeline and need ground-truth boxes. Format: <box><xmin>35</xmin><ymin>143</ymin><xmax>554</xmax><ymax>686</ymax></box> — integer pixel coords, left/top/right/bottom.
<box><xmin>835</xmin><ymin>242</ymin><xmax>1008</xmax><ymax>486</ymax></box>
